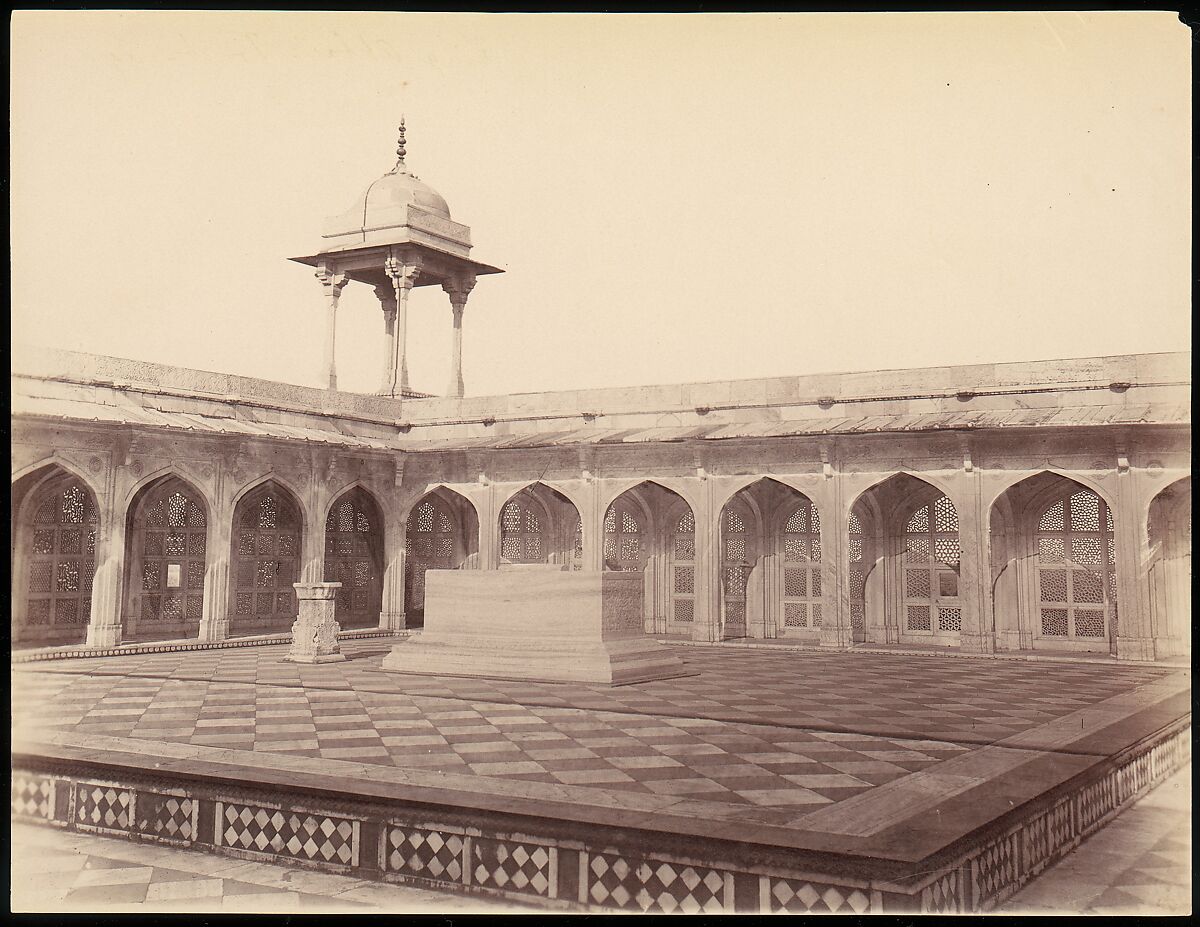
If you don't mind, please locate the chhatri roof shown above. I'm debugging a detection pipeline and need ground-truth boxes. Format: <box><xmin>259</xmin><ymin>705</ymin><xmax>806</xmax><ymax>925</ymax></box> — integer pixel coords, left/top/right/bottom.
<box><xmin>291</xmin><ymin>118</ymin><xmax>503</xmax><ymax>282</ymax></box>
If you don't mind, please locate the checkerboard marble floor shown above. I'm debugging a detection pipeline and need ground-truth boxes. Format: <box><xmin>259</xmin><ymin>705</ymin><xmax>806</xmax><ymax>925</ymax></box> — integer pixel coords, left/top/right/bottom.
<box><xmin>8</xmin><ymin>821</ymin><xmax>517</xmax><ymax>913</ymax></box>
<box><xmin>999</xmin><ymin>765</ymin><xmax>1191</xmax><ymax>915</ymax></box>
<box><xmin>10</xmin><ymin>641</ymin><xmax>1177</xmax><ymax>823</ymax></box>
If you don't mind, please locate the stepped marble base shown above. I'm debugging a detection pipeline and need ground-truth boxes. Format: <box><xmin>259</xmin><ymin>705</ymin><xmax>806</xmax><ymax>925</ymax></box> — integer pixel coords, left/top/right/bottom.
<box><xmin>380</xmin><ymin>569</ymin><xmax>689</xmax><ymax>685</ymax></box>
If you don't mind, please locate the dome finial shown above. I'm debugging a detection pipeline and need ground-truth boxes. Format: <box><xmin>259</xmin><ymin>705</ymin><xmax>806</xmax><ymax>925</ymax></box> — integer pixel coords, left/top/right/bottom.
<box><xmin>395</xmin><ymin>116</ymin><xmax>407</xmax><ymax>170</ymax></box>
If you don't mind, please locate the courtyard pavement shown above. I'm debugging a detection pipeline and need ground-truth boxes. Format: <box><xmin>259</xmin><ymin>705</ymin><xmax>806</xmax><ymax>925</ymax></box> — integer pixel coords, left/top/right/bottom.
<box><xmin>10</xmin><ymin>640</ymin><xmax>1178</xmax><ymax>817</ymax></box>
<box><xmin>10</xmin><ymin>639</ymin><xmax>1191</xmax><ymax>910</ymax></box>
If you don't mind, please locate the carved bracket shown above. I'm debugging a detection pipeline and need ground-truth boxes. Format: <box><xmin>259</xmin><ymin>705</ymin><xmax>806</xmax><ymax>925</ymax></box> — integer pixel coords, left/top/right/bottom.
<box><xmin>442</xmin><ymin>274</ymin><xmax>477</xmax><ymax>310</ymax></box>
<box><xmin>384</xmin><ymin>256</ymin><xmax>422</xmax><ymax>291</ymax></box>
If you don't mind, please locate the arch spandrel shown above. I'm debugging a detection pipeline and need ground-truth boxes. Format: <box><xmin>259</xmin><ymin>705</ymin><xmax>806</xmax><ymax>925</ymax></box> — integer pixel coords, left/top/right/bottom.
<box><xmin>11</xmin><ymin>456</ymin><xmax>107</xmax><ymax>509</ymax></box>
<box><xmin>597</xmin><ymin>477</ymin><xmax>701</xmax><ymax>517</ymax></box>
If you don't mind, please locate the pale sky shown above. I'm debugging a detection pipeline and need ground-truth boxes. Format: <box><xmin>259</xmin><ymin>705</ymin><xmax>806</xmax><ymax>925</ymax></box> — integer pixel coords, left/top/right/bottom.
<box><xmin>9</xmin><ymin>11</ymin><xmax>1192</xmax><ymax>398</ymax></box>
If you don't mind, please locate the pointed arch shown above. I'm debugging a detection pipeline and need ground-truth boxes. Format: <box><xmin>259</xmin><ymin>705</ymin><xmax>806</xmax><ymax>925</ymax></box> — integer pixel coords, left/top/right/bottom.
<box><xmin>985</xmin><ymin>467</ymin><xmax>1115</xmax><ymax>516</ymax></box>
<box><xmin>714</xmin><ymin>474</ymin><xmax>816</xmax><ymax>515</ymax></box>
<box><xmin>228</xmin><ymin>478</ymin><xmax>305</xmax><ymax>638</ymax></box>
<box><xmin>599</xmin><ymin>477</ymin><xmax>700</xmax><ymax>520</ymax></box>
<box><xmin>499</xmin><ymin>479</ymin><xmax>589</xmax><ymax>524</ymax></box>
<box><xmin>121</xmin><ymin>472</ymin><xmax>210</xmax><ymax>642</ymax></box>
<box><xmin>602</xmin><ymin>480</ymin><xmax>699</xmax><ymax>635</ymax></box>
<box><xmin>123</xmin><ymin>463</ymin><xmax>213</xmax><ymax>512</ymax></box>
<box><xmin>847</xmin><ymin>471</ymin><xmax>952</xmax><ymax>525</ymax></box>
<box><xmin>498</xmin><ymin>482</ymin><xmax>580</xmax><ymax>567</ymax></box>
<box><xmin>402</xmin><ymin>482</ymin><xmax>483</xmax><ymax>528</ymax></box>
<box><xmin>989</xmin><ymin>471</ymin><xmax>1116</xmax><ymax>654</ymax></box>
<box><xmin>405</xmin><ymin>487</ymin><xmax>480</xmax><ymax>625</ymax></box>
<box><xmin>229</xmin><ymin>472</ymin><xmax>309</xmax><ymax>531</ymax></box>
<box><xmin>12</xmin><ymin>455</ymin><xmax>105</xmax><ymax>505</ymax></box>
<box><xmin>324</xmin><ymin>485</ymin><xmax>385</xmax><ymax>629</ymax></box>
<box><xmin>850</xmin><ymin>472</ymin><xmax>962</xmax><ymax>646</ymax></box>
<box><xmin>11</xmin><ymin>463</ymin><xmax>101</xmax><ymax>648</ymax></box>
<box><xmin>719</xmin><ymin>476</ymin><xmax>824</xmax><ymax>641</ymax></box>
<box><xmin>602</xmin><ymin>487</ymin><xmax>654</xmax><ymax>572</ymax></box>
<box><xmin>322</xmin><ymin>479</ymin><xmax>383</xmax><ymax>524</ymax></box>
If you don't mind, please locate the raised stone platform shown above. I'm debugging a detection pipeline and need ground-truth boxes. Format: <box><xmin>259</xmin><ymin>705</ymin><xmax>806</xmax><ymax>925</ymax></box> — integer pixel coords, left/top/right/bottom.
<box><xmin>10</xmin><ymin>642</ymin><xmax>1191</xmax><ymax>913</ymax></box>
<box><xmin>380</xmin><ymin>569</ymin><xmax>689</xmax><ymax>685</ymax></box>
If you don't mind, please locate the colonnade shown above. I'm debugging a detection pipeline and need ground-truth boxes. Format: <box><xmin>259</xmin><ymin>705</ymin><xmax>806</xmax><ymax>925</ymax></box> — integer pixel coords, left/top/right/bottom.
<box><xmin>10</xmin><ymin>461</ymin><xmax>1192</xmax><ymax>661</ymax></box>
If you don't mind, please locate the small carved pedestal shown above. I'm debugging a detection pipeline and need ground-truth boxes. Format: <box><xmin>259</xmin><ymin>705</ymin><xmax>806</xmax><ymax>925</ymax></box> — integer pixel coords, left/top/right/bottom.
<box><xmin>284</xmin><ymin>582</ymin><xmax>346</xmax><ymax>664</ymax></box>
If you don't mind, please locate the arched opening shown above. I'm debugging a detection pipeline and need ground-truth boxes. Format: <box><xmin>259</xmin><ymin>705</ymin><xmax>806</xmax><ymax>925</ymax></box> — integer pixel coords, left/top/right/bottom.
<box><xmin>229</xmin><ymin>481</ymin><xmax>303</xmax><ymax>638</ymax></box>
<box><xmin>990</xmin><ymin>473</ymin><xmax>1116</xmax><ymax>654</ymax></box>
<box><xmin>324</xmin><ymin>487</ymin><xmax>385</xmax><ymax>630</ymax></box>
<box><xmin>1147</xmin><ymin>476</ymin><xmax>1190</xmax><ymax>656</ymax></box>
<box><xmin>779</xmin><ymin>494</ymin><xmax>824</xmax><ymax>640</ymax></box>
<box><xmin>719</xmin><ymin>479</ymin><xmax>821</xmax><ymax>641</ymax></box>
<box><xmin>122</xmin><ymin>476</ymin><xmax>208</xmax><ymax>642</ymax></box>
<box><xmin>498</xmin><ymin>483</ymin><xmax>579</xmax><ymax>568</ymax></box>
<box><xmin>602</xmin><ymin>482</ymin><xmax>696</xmax><ymax>635</ymax></box>
<box><xmin>11</xmin><ymin>466</ymin><xmax>100</xmax><ymax>648</ymax></box>
<box><xmin>851</xmin><ymin>474</ymin><xmax>960</xmax><ymax>647</ymax></box>
<box><xmin>405</xmin><ymin>489</ymin><xmax>479</xmax><ymax>627</ymax></box>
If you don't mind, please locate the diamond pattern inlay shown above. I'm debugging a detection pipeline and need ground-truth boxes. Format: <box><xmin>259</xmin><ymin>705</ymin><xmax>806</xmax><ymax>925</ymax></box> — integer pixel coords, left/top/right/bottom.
<box><xmin>11</xmin><ymin>772</ymin><xmax>55</xmax><ymax>821</ymax></box>
<box><xmin>75</xmin><ymin>783</ymin><xmax>133</xmax><ymax>831</ymax></box>
<box><xmin>769</xmin><ymin>877</ymin><xmax>871</xmax><ymax>914</ymax></box>
<box><xmin>386</xmin><ymin>824</ymin><xmax>464</xmax><ymax>883</ymax></box>
<box><xmin>588</xmin><ymin>851</ymin><xmax>725</xmax><ymax>913</ymax></box>
<box><xmin>221</xmin><ymin>802</ymin><xmax>356</xmax><ymax>865</ymax></box>
<box><xmin>135</xmin><ymin>792</ymin><xmax>195</xmax><ymax>843</ymax></box>
<box><xmin>471</xmin><ymin>837</ymin><xmax>552</xmax><ymax>897</ymax></box>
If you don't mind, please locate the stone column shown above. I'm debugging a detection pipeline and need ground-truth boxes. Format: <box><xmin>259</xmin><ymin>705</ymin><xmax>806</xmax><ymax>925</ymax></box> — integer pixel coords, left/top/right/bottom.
<box><xmin>583</xmin><ymin>483</ymin><xmax>604</xmax><ymax>572</ymax></box>
<box><xmin>1112</xmin><ymin>462</ymin><xmax>1155</xmax><ymax>661</ymax></box>
<box><xmin>84</xmin><ymin>520</ymin><xmax>124</xmax><ymax>648</ymax></box>
<box><xmin>284</xmin><ymin>582</ymin><xmax>345</xmax><ymax>664</ymax></box>
<box><xmin>442</xmin><ymin>275</ymin><xmax>476</xmax><ymax>399</ymax></box>
<box><xmin>374</xmin><ymin>283</ymin><xmax>398</xmax><ymax>395</ymax></box>
<box><xmin>479</xmin><ymin>481</ymin><xmax>501</xmax><ymax>570</ymax></box>
<box><xmin>384</xmin><ymin>256</ymin><xmax>421</xmax><ymax>396</ymax></box>
<box><xmin>691</xmin><ymin>478</ymin><xmax>720</xmax><ymax>642</ymax></box>
<box><xmin>300</xmin><ymin>502</ymin><xmax>326</xmax><ymax>585</ymax></box>
<box><xmin>955</xmin><ymin>474</ymin><xmax>994</xmax><ymax>654</ymax></box>
<box><xmin>820</xmin><ymin>476</ymin><xmax>854</xmax><ymax>649</ymax></box>
<box><xmin>379</xmin><ymin>500</ymin><xmax>407</xmax><ymax>631</ymax></box>
<box><xmin>317</xmin><ymin>268</ymin><xmax>349</xmax><ymax>391</ymax></box>
<box><xmin>199</xmin><ymin>511</ymin><xmax>232</xmax><ymax>642</ymax></box>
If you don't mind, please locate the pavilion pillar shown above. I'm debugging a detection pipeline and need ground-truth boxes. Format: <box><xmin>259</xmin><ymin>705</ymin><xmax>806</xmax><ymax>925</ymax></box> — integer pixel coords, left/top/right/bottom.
<box><xmin>384</xmin><ymin>256</ymin><xmax>421</xmax><ymax>397</ymax></box>
<box><xmin>317</xmin><ymin>268</ymin><xmax>348</xmax><ymax>391</ymax></box>
<box><xmin>374</xmin><ymin>284</ymin><xmax>398</xmax><ymax>396</ymax></box>
<box><xmin>442</xmin><ymin>275</ymin><xmax>476</xmax><ymax>399</ymax></box>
